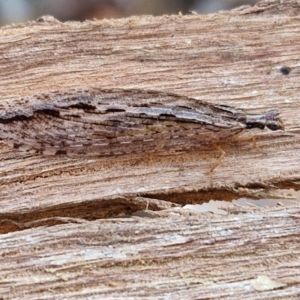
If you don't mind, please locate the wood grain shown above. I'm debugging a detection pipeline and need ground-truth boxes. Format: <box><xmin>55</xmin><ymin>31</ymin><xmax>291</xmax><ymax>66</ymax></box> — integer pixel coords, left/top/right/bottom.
<box><xmin>1</xmin><ymin>0</ymin><xmax>300</xmax><ymax>298</ymax></box>
<box><xmin>1</xmin><ymin>205</ymin><xmax>300</xmax><ymax>299</ymax></box>
<box><xmin>0</xmin><ymin>1</ymin><xmax>299</xmax><ymax>224</ymax></box>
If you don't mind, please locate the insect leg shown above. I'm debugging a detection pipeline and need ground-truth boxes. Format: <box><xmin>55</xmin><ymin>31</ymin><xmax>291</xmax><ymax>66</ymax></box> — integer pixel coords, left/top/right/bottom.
<box><xmin>209</xmin><ymin>144</ymin><xmax>226</xmax><ymax>184</ymax></box>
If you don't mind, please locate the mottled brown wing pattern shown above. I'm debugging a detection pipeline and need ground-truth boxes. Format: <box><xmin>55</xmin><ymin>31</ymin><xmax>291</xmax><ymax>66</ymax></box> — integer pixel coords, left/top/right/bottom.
<box><xmin>0</xmin><ymin>88</ymin><xmax>283</xmax><ymax>156</ymax></box>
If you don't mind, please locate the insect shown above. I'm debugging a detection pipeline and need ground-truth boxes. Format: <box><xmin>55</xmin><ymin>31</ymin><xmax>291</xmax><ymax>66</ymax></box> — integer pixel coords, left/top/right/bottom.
<box><xmin>0</xmin><ymin>88</ymin><xmax>284</xmax><ymax>166</ymax></box>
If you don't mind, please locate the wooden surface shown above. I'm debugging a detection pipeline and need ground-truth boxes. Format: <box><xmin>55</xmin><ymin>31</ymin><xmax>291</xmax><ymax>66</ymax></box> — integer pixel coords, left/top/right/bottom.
<box><xmin>0</xmin><ymin>1</ymin><xmax>300</xmax><ymax>221</ymax></box>
<box><xmin>1</xmin><ymin>205</ymin><xmax>300</xmax><ymax>299</ymax></box>
<box><xmin>0</xmin><ymin>0</ymin><xmax>300</xmax><ymax>298</ymax></box>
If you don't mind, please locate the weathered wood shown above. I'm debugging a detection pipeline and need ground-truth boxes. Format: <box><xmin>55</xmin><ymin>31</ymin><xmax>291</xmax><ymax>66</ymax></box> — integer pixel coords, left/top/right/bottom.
<box><xmin>0</xmin><ymin>0</ymin><xmax>300</xmax><ymax>298</ymax></box>
<box><xmin>0</xmin><ymin>1</ymin><xmax>299</xmax><ymax>223</ymax></box>
<box><xmin>1</xmin><ymin>205</ymin><xmax>300</xmax><ymax>299</ymax></box>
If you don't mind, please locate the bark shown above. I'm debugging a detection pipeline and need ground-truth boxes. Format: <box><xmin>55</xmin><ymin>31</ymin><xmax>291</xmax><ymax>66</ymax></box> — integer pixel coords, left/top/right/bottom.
<box><xmin>0</xmin><ymin>0</ymin><xmax>299</xmax><ymax>298</ymax></box>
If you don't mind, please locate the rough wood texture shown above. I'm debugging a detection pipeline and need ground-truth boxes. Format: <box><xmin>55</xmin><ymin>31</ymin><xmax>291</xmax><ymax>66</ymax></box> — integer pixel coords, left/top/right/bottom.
<box><xmin>1</xmin><ymin>205</ymin><xmax>300</xmax><ymax>299</ymax></box>
<box><xmin>0</xmin><ymin>2</ymin><xmax>299</xmax><ymax>223</ymax></box>
<box><xmin>0</xmin><ymin>0</ymin><xmax>300</xmax><ymax>298</ymax></box>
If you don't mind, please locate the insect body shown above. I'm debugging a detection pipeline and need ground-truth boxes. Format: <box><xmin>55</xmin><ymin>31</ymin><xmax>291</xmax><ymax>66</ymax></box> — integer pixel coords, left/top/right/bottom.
<box><xmin>0</xmin><ymin>88</ymin><xmax>284</xmax><ymax>156</ymax></box>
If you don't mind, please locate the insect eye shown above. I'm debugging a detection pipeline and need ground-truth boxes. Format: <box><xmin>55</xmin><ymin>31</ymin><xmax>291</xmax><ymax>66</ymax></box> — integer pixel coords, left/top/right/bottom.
<box><xmin>266</xmin><ymin>122</ymin><xmax>278</xmax><ymax>131</ymax></box>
